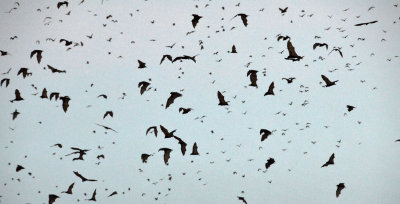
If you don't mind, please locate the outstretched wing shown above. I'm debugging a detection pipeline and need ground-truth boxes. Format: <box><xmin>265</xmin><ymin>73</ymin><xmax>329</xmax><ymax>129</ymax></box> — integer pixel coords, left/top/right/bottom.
<box><xmin>321</xmin><ymin>75</ymin><xmax>332</xmax><ymax>84</ymax></box>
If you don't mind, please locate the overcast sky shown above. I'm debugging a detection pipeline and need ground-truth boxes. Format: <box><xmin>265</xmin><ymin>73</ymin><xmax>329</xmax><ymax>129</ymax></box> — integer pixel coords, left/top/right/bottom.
<box><xmin>0</xmin><ymin>0</ymin><xmax>400</xmax><ymax>204</ymax></box>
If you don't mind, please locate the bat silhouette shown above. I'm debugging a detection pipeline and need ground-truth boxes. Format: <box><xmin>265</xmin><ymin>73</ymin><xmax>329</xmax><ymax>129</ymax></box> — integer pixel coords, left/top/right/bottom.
<box><xmin>321</xmin><ymin>75</ymin><xmax>338</xmax><ymax>87</ymax></box>
<box><xmin>1</xmin><ymin>78</ymin><xmax>10</xmax><ymax>87</ymax></box>
<box><xmin>191</xmin><ymin>142</ymin><xmax>199</xmax><ymax>155</ymax></box>
<box><xmin>329</xmin><ymin>47</ymin><xmax>343</xmax><ymax>57</ymax></box>
<box><xmin>173</xmin><ymin>136</ymin><xmax>187</xmax><ymax>156</ymax></box>
<box><xmin>87</xmin><ymin>189</ymin><xmax>96</xmax><ymax>201</ymax></box>
<box><xmin>282</xmin><ymin>77</ymin><xmax>295</xmax><ymax>83</ymax></box>
<box><xmin>51</xmin><ymin>143</ymin><xmax>62</xmax><ymax>148</ymax></box>
<box><xmin>49</xmin><ymin>194</ymin><xmax>59</xmax><ymax>204</ymax></box>
<box><xmin>354</xmin><ymin>20</ymin><xmax>378</xmax><ymax>26</ymax></box>
<box><xmin>40</xmin><ymin>88</ymin><xmax>48</xmax><ymax>99</ymax></box>
<box><xmin>336</xmin><ymin>183</ymin><xmax>345</xmax><ymax>197</ymax></box>
<box><xmin>103</xmin><ymin>111</ymin><xmax>113</xmax><ymax>119</ymax></box>
<box><xmin>141</xmin><ymin>153</ymin><xmax>153</xmax><ymax>163</ymax></box>
<box><xmin>265</xmin><ymin>158</ymin><xmax>275</xmax><ymax>169</ymax></box>
<box><xmin>172</xmin><ymin>55</ymin><xmax>198</xmax><ymax>63</ymax></box>
<box><xmin>192</xmin><ymin>14</ymin><xmax>202</xmax><ymax>28</ymax></box>
<box><xmin>247</xmin><ymin>70</ymin><xmax>258</xmax><ymax>88</ymax></box>
<box><xmin>0</xmin><ymin>50</ymin><xmax>9</xmax><ymax>56</ymax></box>
<box><xmin>237</xmin><ymin>196</ymin><xmax>247</xmax><ymax>204</ymax></box>
<box><xmin>96</xmin><ymin>123</ymin><xmax>118</xmax><ymax>133</ymax></box>
<box><xmin>10</xmin><ymin>89</ymin><xmax>23</xmax><ymax>103</ymax></box>
<box><xmin>12</xmin><ymin>109</ymin><xmax>20</xmax><ymax>120</ymax></box>
<box><xmin>66</xmin><ymin>147</ymin><xmax>90</xmax><ymax>161</ymax></box>
<box><xmin>108</xmin><ymin>191</ymin><xmax>118</xmax><ymax>197</ymax></box>
<box><xmin>277</xmin><ymin>35</ymin><xmax>290</xmax><ymax>41</ymax></box>
<box><xmin>47</xmin><ymin>65</ymin><xmax>66</xmax><ymax>73</ymax></box>
<box><xmin>260</xmin><ymin>129</ymin><xmax>272</xmax><ymax>141</ymax></box>
<box><xmin>159</xmin><ymin>148</ymin><xmax>172</xmax><ymax>165</ymax></box>
<box><xmin>285</xmin><ymin>40</ymin><xmax>303</xmax><ymax>61</ymax></box>
<box><xmin>232</xmin><ymin>13</ymin><xmax>248</xmax><ymax>27</ymax></box>
<box><xmin>138</xmin><ymin>60</ymin><xmax>146</xmax><ymax>68</ymax></box>
<box><xmin>50</xmin><ymin>92</ymin><xmax>60</xmax><ymax>101</ymax></box>
<box><xmin>179</xmin><ymin>107</ymin><xmax>192</xmax><ymax>114</ymax></box>
<box><xmin>60</xmin><ymin>39</ymin><xmax>72</xmax><ymax>46</ymax></box>
<box><xmin>346</xmin><ymin>105</ymin><xmax>355</xmax><ymax>112</ymax></box>
<box><xmin>17</xmin><ymin>68</ymin><xmax>32</xmax><ymax>78</ymax></box>
<box><xmin>321</xmin><ymin>153</ymin><xmax>335</xmax><ymax>167</ymax></box>
<box><xmin>217</xmin><ymin>91</ymin><xmax>229</xmax><ymax>105</ymax></box>
<box><xmin>146</xmin><ymin>126</ymin><xmax>158</xmax><ymax>137</ymax></box>
<box><xmin>60</xmin><ymin>96</ymin><xmax>70</xmax><ymax>112</ymax></box>
<box><xmin>62</xmin><ymin>182</ymin><xmax>75</xmax><ymax>194</ymax></box>
<box><xmin>279</xmin><ymin>7</ymin><xmax>288</xmax><ymax>13</ymax></box>
<box><xmin>16</xmin><ymin>165</ymin><xmax>24</xmax><ymax>172</ymax></box>
<box><xmin>165</xmin><ymin>92</ymin><xmax>182</xmax><ymax>109</ymax></box>
<box><xmin>138</xmin><ymin>81</ymin><xmax>150</xmax><ymax>95</ymax></box>
<box><xmin>160</xmin><ymin>55</ymin><xmax>173</xmax><ymax>64</ymax></box>
<box><xmin>264</xmin><ymin>82</ymin><xmax>275</xmax><ymax>96</ymax></box>
<box><xmin>97</xmin><ymin>94</ymin><xmax>107</xmax><ymax>99</ymax></box>
<box><xmin>231</xmin><ymin>45</ymin><xmax>237</xmax><ymax>53</ymax></box>
<box><xmin>57</xmin><ymin>1</ymin><xmax>68</xmax><ymax>9</ymax></box>
<box><xmin>30</xmin><ymin>50</ymin><xmax>43</xmax><ymax>64</ymax></box>
<box><xmin>73</xmin><ymin>171</ymin><xmax>97</xmax><ymax>182</ymax></box>
<box><xmin>313</xmin><ymin>43</ymin><xmax>328</xmax><ymax>50</ymax></box>
<box><xmin>160</xmin><ymin>125</ymin><xmax>176</xmax><ymax>138</ymax></box>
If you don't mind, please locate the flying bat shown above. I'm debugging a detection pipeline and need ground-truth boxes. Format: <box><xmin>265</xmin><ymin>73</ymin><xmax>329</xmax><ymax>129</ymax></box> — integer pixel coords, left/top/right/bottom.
<box><xmin>231</xmin><ymin>45</ymin><xmax>237</xmax><ymax>53</ymax></box>
<box><xmin>141</xmin><ymin>153</ymin><xmax>153</xmax><ymax>163</ymax></box>
<box><xmin>336</xmin><ymin>183</ymin><xmax>345</xmax><ymax>197</ymax></box>
<box><xmin>49</xmin><ymin>194</ymin><xmax>59</xmax><ymax>204</ymax></box>
<box><xmin>1</xmin><ymin>78</ymin><xmax>10</xmax><ymax>87</ymax></box>
<box><xmin>179</xmin><ymin>107</ymin><xmax>192</xmax><ymax>114</ymax></box>
<box><xmin>62</xmin><ymin>183</ymin><xmax>75</xmax><ymax>194</ymax></box>
<box><xmin>146</xmin><ymin>126</ymin><xmax>158</xmax><ymax>137</ymax></box>
<box><xmin>232</xmin><ymin>13</ymin><xmax>248</xmax><ymax>27</ymax></box>
<box><xmin>73</xmin><ymin>171</ymin><xmax>97</xmax><ymax>182</ymax></box>
<box><xmin>313</xmin><ymin>43</ymin><xmax>328</xmax><ymax>50</ymax></box>
<box><xmin>159</xmin><ymin>148</ymin><xmax>172</xmax><ymax>165</ymax></box>
<box><xmin>191</xmin><ymin>142</ymin><xmax>199</xmax><ymax>155</ymax></box>
<box><xmin>217</xmin><ymin>91</ymin><xmax>229</xmax><ymax>105</ymax></box>
<box><xmin>321</xmin><ymin>153</ymin><xmax>335</xmax><ymax>167</ymax></box>
<box><xmin>282</xmin><ymin>77</ymin><xmax>295</xmax><ymax>83</ymax></box>
<box><xmin>103</xmin><ymin>111</ymin><xmax>113</xmax><ymax>119</ymax></box>
<box><xmin>346</xmin><ymin>105</ymin><xmax>355</xmax><ymax>112</ymax></box>
<box><xmin>57</xmin><ymin>1</ymin><xmax>68</xmax><ymax>9</ymax></box>
<box><xmin>138</xmin><ymin>60</ymin><xmax>146</xmax><ymax>68</ymax></box>
<box><xmin>47</xmin><ymin>65</ymin><xmax>66</xmax><ymax>73</ymax></box>
<box><xmin>173</xmin><ymin>136</ymin><xmax>187</xmax><ymax>156</ymax></box>
<box><xmin>160</xmin><ymin>55</ymin><xmax>173</xmax><ymax>64</ymax></box>
<box><xmin>265</xmin><ymin>158</ymin><xmax>275</xmax><ymax>169</ymax></box>
<box><xmin>165</xmin><ymin>92</ymin><xmax>182</xmax><ymax>109</ymax></box>
<box><xmin>354</xmin><ymin>20</ymin><xmax>378</xmax><ymax>26</ymax></box>
<box><xmin>96</xmin><ymin>123</ymin><xmax>118</xmax><ymax>133</ymax></box>
<box><xmin>60</xmin><ymin>96</ymin><xmax>70</xmax><ymax>112</ymax></box>
<box><xmin>321</xmin><ymin>75</ymin><xmax>338</xmax><ymax>87</ymax></box>
<box><xmin>138</xmin><ymin>81</ymin><xmax>150</xmax><ymax>95</ymax></box>
<box><xmin>30</xmin><ymin>50</ymin><xmax>43</xmax><ymax>64</ymax></box>
<box><xmin>59</xmin><ymin>39</ymin><xmax>72</xmax><ymax>46</ymax></box>
<box><xmin>191</xmin><ymin>14</ymin><xmax>202</xmax><ymax>28</ymax></box>
<box><xmin>260</xmin><ymin>129</ymin><xmax>272</xmax><ymax>141</ymax></box>
<box><xmin>40</xmin><ymin>88</ymin><xmax>48</xmax><ymax>99</ymax></box>
<box><xmin>87</xmin><ymin>189</ymin><xmax>97</xmax><ymax>201</ymax></box>
<box><xmin>238</xmin><ymin>196</ymin><xmax>247</xmax><ymax>204</ymax></box>
<box><xmin>160</xmin><ymin>125</ymin><xmax>176</xmax><ymax>138</ymax></box>
<box><xmin>285</xmin><ymin>40</ymin><xmax>303</xmax><ymax>61</ymax></box>
<box><xmin>247</xmin><ymin>70</ymin><xmax>258</xmax><ymax>88</ymax></box>
<box><xmin>10</xmin><ymin>89</ymin><xmax>23</xmax><ymax>103</ymax></box>
<box><xmin>17</xmin><ymin>68</ymin><xmax>32</xmax><ymax>78</ymax></box>
<box><xmin>264</xmin><ymin>82</ymin><xmax>275</xmax><ymax>96</ymax></box>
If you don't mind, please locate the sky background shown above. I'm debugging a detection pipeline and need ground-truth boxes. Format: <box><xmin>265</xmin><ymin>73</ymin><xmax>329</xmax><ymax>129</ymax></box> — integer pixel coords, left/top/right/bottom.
<box><xmin>0</xmin><ymin>0</ymin><xmax>400</xmax><ymax>203</ymax></box>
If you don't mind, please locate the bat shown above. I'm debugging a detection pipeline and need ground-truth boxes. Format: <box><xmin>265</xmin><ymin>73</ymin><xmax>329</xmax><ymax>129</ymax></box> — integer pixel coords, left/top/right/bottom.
<box><xmin>61</xmin><ymin>183</ymin><xmax>75</xmax><ymax>194</ymax></box>
<box><xmin>354</xmin><ymin>20</ymin><xmax>378</xmax><ymax>26</ymax></box>
<box><xmin>321</xmin><ymin>75</ymin><xmax>338</xmax><ymax>87</ymax></box>
<box><xmin>165</xmin><ymin>92</ymin><xmax>182</xmax><ymax>109</ymax></box>
<box><xmin>191</xmin><ymin>14</ymin><xmax>202</xmax><ymax>28</ymax></box>
<box><xmin>247</xmin><ymin>70</ymin><xmax>258</xmax><ymax>87</ymax></box>
<box><xmin>321</xmin><ymin>153</ymin><xmax>335</xmax><ymax>167</ymax></box>
<box><xmin>138</xmin><ymin>81</ymin><xmax>150</xmax><ymax>95</ymax></box>
<box><xmin>191</xmin><ymin>142</ymin><xmax>199</xmax><ymax>155</ymax></box>
<box><xmin>96</xmin><ymin>123</ymin><xmax>118</xmax><ymax>133</ymax></box>
<box><xmin>264</xmin><ymin>82</ymin><xmax>275</xmax><ymax>96</ymax></box>
<box><xmin>313</xmin><ymin>43</ymin><xmax>328</xmax><ymax>50</ymax></box>
<box><xmin>160</xmin><ymin>54</ymin><xmax>173</xmax><ymax>64</ymax></box>
<box><xmin>141</xmin><ymin>153</ymin><xmax>152</xmax><ymax>163</ymax></box>
<box><xmin>265</xmin><ymin>158</ymin><xmax>275</xmax><ymax>169</ymax></box>
<box><xmin>232</xmin><ymin>13</ymin><xmax>248</xmax><ymax>27</ymax></box>
<box><xmin>285</xmin><ymin>40</ymin><xmax>303</xmax><ymax>61</ymax></box>
<box><xmin>47</xmin><ymin>65</ymin><xmax>66</xmax><ymax>73</ymax></box>
<box><xmin>179</xmin><ymin>107</ymin><xmax>192</xmax><ymax>114</ymax></box>
<box><xmin>87</xmin><ymin>189</ymin><xmax>96</xmax><ymax>201</ymax></box>
<box><xmin>260</xmin><ymin>129</ymin><xmax>272</xmax><ymax>141</ymax></box>
<box><xmin>57</xmin><ymin>1</ymin><xmax>68</xmax><ymax>9</ymax></box>
<box><xmin>30</xmin><ymin>50</ymin><xmax>42</xmax><ymax>64</ymax></box>
<box><xmin>217</xmin><ymin>91</ymin><xmax>229</xmax><ymax>106</ymax></box>
<box><xmin>146</xmin><ymin>126</ymin><xmax>158</xmax><ymax>137</ymax></box>
<box><xmin>159</xmin><ymin>148</ymin><xmax>172</xmax><ymax>165</ymax></box>
<box><xmin>103</xmin><ymin>111</ymin><xmax>113</xmax><ymax>119</ymax></box>
<box><xmin>346</xmin><ymin>105</ymin><xmax>356</xmax><ymax>112</ymax></box>
<box><xmin>138</xmin><ymin>60</ymin><xmax>146</xmax><ymax>68</ymax></box>
<box><xmin>73</xmin><ymin>171</ymin><xmax>97</xmax><ymax>182</ymax></box>
<box><xmin>1</xmin><ymin>78</ymin><xmax>10</xmax><ymax>87</ymax></box>
<box><xmin>336</xmin><ymin>183</ymin><xmax>345</xmax><ymax>197</ymax></box>
<box><xmin>49</xmin><ymin>194</ymin><xmax>59</xmax><ymax>204</ymax></box>
<box><xmin>60</xmin><ymin>96</ymin><xmax>70</xmax><ymax>112</ymax></box>
<box><xmin>279</xmin><ymin>7</ymin><xmax>288</xmax><ymax>14</ymax></box>
<box><xmin>160</xmin><ymin>125</ymin><xmax>176</xmax><ymax>138</ymax></box>
<box><xmin>237</xmin><ymin>196</ymin><xmax>247</xmax><ymax>204</ymax></box>
<box><xmin>173</xmin><ymin>136</ymin><xmax>187</xmax><ymax>156</ymax></box>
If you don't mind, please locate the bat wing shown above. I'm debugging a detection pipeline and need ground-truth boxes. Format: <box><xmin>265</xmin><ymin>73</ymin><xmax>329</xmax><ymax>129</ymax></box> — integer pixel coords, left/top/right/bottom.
<box><xmin>241</xmin><ymin>15</ymin><xmax>248</xmax><ymax>26</ymax></box>
<box><xmin>321</xmin><ymin>75</ymin><xmax>331</xmax><ymax>84</ymax></box>
<box><xmin>160</xmin><ymin>125</ymin><xmax>169</xmax><ymax>137</ymax></box>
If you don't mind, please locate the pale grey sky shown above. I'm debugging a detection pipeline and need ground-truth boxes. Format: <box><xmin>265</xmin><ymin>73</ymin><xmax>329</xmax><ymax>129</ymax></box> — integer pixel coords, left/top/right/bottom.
<box><xmin>0</xmin><ymin>0</ymin><xmax>400</xmax><ymax>204</ymax></box>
